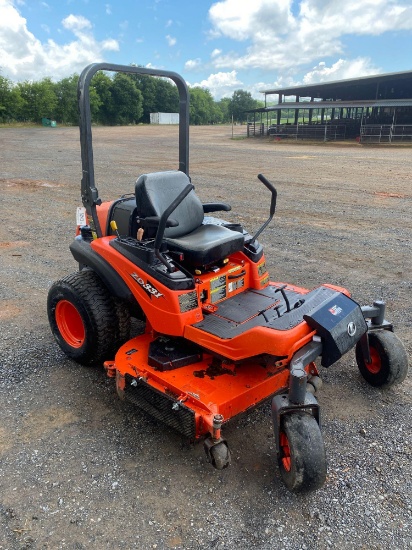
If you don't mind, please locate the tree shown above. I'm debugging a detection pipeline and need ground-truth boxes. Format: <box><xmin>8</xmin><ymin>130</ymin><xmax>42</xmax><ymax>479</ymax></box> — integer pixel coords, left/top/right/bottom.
<box><xmin>91</xmin><ymin>72</ymin><xmax>143</xmax><ymax>125</ymax></box>
<box><xmin>210</xmin><ymin>102</ymin><xmax>224</xmax><ymax>124</ymax></box>
<box><xmin>216</xmin><ymin>97</ymin><xmax>232</xmax><ymax>123</ymax></box>
<box><xmin>17</xmin><ymin>78</ymin><xmax>58</xmax><ymax>122</ymax></box>
<box><xmin>91</xmin><ymin>72</ymin><xmax>113</xmax><ymax>124</ymax></box>
<box><xmin>54</xmin><ymin>75</ymin><xmax>78</xmax><ymax>124</ymax></box>
<box><xmin>129</xmin><ymin>71</ymin><xmax>180</xmax><ymax>122</ymax></box>
<box><xmin>1</xmin><ymin>69</ymin><xmax>254</xmax><ymax>127</ymax></box>
<box><xmin>229</xmin><ymin>89</ymin><xmax>258</xmax><ymax>123</ymax></box>
<box><xmin>109</xmin><ymin>73</ymin><xmax>143</xmax><ymax>125</ymax></box>
<box><xmin>189</xmin><ymin>87</ymin><xmax>218</xmax><ymax>125</ymax></box>
<box><xmin>0</xmin><ymin>75</ymin><xmax>23</xmax><ymax>122</ymax></box>
<box><xmin>155</xmin><ymin>78</ymin><xmax>179</xmax><ymax>114</ymax></box>
<box><xmin>130</xmin><ymin>72</ymin><xmax>158</xmax><ymax>123</ymax></box>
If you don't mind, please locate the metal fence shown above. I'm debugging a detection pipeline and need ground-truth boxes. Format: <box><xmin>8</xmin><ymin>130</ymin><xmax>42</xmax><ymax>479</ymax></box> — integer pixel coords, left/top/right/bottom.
<box><xmin>247</xmin><ymin>122</ymin><xmax>265</xmax><ymax>137</ymax></box>
<box><xmin>268</xmin><ymin>123</ymin><xmax>347</xmax><ymax>141</ymax></box>
<box><xmin>245</xmin><ymin>119</ymin><xmax>412</xmax><ymax>143</ymax></box>
<box><xmin>360</xmin><ymin>124</ymin><xmax>412</xmax><ymax>143</ymax></box>
<box><xmin>228</xmin><ymin>123</ymin><xmax>251</xmax><ymax>138</ymax></box>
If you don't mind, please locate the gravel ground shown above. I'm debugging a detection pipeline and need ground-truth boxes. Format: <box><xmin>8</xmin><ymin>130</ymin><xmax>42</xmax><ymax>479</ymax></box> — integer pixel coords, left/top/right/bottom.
<box><xmin>0</xmin><ymin>125</ymin><xmax>411</xmax><ymax>549</ymax></box>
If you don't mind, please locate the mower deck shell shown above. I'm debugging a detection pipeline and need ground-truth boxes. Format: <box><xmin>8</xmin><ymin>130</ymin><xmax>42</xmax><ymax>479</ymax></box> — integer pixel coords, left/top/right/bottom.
<box><xmin>112</xmin><ymin>332</ymin><xmax>309</xmax><ymax>439</ymax></box>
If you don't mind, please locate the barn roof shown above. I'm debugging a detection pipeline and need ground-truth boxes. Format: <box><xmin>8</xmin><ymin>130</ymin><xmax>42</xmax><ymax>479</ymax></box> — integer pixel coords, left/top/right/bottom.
<box><xmin>261</xmin><ymin>70</ymin><xmax>412</xmax><ymax>101</ymax></box>
<box><xmin>245</xmin><ymin>98</ymin><xmax>412</xmax><ymax>113</ymax></box>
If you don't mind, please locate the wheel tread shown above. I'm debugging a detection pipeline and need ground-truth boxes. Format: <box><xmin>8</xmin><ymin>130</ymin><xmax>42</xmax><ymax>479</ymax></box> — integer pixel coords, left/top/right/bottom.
<box><xmin>355</xmin><ymin>330</ymin><xmax>409</xmax><ymax>388</ymax></box>
<box><xmin>48</xmin><ymin>270</ymin><xmax>117</xmax><ymax>365</ymax></box>
<box><xmin>278</xmin><ymin>412</ymin><xmax>326</xmax><ymax>493</ymax></box>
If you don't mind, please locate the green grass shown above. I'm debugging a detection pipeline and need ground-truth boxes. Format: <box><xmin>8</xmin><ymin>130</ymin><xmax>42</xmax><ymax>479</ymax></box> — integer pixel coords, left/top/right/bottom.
<box><xmin>0</xmin><ymin>121</ymin><xmax>41</xmax><ymax>128</ymax></box>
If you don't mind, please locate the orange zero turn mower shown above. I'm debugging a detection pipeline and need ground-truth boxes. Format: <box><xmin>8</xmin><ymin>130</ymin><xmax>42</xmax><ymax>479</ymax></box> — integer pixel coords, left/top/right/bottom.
<box><xmin>47</xmin><ymin>63</ymin><xmax>409</xmax><ymax>493</ymax></box>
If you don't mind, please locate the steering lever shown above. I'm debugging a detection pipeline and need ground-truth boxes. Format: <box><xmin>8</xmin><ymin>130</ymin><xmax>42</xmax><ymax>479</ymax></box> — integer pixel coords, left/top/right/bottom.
<box><xmin>250</xmin><ymin>174</ymin><xmax>277</xmax><ymax>245</ymax></box>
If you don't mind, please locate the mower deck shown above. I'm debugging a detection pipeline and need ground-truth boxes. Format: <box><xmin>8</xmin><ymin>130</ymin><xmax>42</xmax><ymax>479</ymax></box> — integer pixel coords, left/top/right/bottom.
<box><xmin>109</xmin><ymin>331</ymin><xmax>307</xmax><ymax>440</ymax></box>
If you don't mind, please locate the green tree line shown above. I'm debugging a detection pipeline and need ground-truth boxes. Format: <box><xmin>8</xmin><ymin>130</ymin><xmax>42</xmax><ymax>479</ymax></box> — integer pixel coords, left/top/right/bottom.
<box><xmin>0</xmin><ymin>70</ymin><xmax>262</xmax><ymax>126</ymax></box>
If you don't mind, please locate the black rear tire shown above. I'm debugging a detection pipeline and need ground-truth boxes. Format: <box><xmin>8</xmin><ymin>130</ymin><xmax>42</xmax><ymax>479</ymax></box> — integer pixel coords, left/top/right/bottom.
<box><xmin>112</xmin><ymin>298</ymin><xmax>131</xmax><ymax>352</ymax></box>
<box><xmin>47</xmin><ymin>270</ymin><xmax>117</xmax><ymax>365</ymax></box>
<box><xmin>278</xmin><ymin>412</ymin><xmax>326</xmax><ymax>493</ymax></box>
<box><xmin>355</xmin><ymin>330</ymin><xmax>408</xmax><ymax>388</ymax></box>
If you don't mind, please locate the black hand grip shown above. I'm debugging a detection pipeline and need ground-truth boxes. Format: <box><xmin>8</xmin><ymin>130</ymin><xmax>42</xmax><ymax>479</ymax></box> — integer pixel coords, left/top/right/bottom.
<box><xmin>228</xmin><ymin>270</ymin><xmax>246</xmax><ymax>279</ymax></box>
<box><xmin>154</xmin><ymin>183</ymin><xmax>194</xmax><ymax>263</ymax></box>
<box><xmin>250</xmin><ymin>174</ymin><xmax>278</xmax><ymax>244</ymax></box>
<box><xmin>202</xmin><ymin>202</ymin><xmax>232</xmax><ymax>213</ymax></box>
<box><xmin>258</xmin><ymin>173</ymin><xmax>275</xmax><ymax>191</ymax></box>
<box><xmin>257</xmin><ymin>173</ymin><xmax>277</xmax><ymax>217</ymax></box>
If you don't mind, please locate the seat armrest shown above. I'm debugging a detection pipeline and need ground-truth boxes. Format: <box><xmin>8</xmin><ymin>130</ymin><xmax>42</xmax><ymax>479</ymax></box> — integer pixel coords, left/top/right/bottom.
<box><xmin>141</xmin><ymin>216</ymin><xmax>179</xmax><ymax>228</ymax></box>
<box><xmin>202</xmin><ymin>202</ymin><xmax>231</xmax><ymax>213</ymax></box>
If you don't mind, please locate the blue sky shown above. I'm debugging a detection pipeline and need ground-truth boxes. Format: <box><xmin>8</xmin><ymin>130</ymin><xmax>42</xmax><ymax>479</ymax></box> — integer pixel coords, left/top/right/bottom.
<box><xmin>1</xmin><ymin>0</ymin><xmax>412</xmax><ymax>99</ymax></box>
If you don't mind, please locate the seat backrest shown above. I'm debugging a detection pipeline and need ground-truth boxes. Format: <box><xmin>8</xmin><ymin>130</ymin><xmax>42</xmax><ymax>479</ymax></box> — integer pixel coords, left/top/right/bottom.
<box><xmin>135</xmin><ymin>171</ymin><xmax>204</xmax><ymax>238</ymax></box>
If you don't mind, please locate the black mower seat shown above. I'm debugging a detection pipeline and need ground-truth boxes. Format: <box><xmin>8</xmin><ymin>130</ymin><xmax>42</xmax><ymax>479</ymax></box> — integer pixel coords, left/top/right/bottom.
<box><xmin>135</xmin><ymin>171</ymin><xmax>244</xmax><ymax>267</ymax></box>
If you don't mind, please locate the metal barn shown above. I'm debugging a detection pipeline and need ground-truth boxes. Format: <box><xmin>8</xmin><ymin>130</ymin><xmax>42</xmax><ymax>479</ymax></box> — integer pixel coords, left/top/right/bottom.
<box><xmin>247</xmin><ymin>70</ymin><xmax>412</xmax><ymax>142</ymax></box>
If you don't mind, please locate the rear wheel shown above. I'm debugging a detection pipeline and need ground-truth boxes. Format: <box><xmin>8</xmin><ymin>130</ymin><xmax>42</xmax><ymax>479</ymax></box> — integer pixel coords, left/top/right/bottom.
<box><xmin>47</xmin><ymin>270</ymin><xmax>117</xmax><ymax>365</ymax></box>
<box><xmin>355</xmin><ymin>330</ymin><xmax>408</xmax><ymax>388</ymax></box>
<box><xmin>278</xmin><ymin>412</ymin><xmax>326</xmax><ymax>493</ymax></box>
<box><xmin>112</xmin><ymin>298</ymin><xmax>131</xmax><ymax>351</ymax></box>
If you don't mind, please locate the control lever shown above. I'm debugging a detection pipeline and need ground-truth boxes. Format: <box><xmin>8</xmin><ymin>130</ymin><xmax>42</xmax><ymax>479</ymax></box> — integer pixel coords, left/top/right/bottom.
<box><xmin>275</xmin><ymin>284</ymin><xmax>291</xmax><ymax>312</ymax></box>
<box><xmin>250</xmin><ymin>174</ymin><xmax>277</xmax><ymax>245</ymax></box>
<box><xmin>110</xmin><ymin>220</ymin><xmax>122</xmax><ymax>241</ymax></box>
<box><xmin>155</xmin><ymin>183</ymin><xmax>194</xmax><ymax>272</ymax></box>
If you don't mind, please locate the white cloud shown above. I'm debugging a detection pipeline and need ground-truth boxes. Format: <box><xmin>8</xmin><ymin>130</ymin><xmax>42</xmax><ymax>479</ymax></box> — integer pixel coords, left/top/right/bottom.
<box><xmin>100</xmin><ymin>38</ymin><xmax>119</xmax><ymax>51</ymax></box>
<box><xmin>302</xmin><ymin>58</ymin><xmax>381</xmax><ymax>84</ymax></box>
<box><xmin>208</xmin><ymin>0</ymin><xmax>412</xmax><ymax>71</ymax></box>
<box><xmin>165</xmin><ymin>34</ymin><xmax>176</xmax><ymax>46</ymax></box>
<box><xmin>145</xmin><ymin>62</ymin><xmax>163</xmax><ymax>69</ymax></box>
<box><xmin>243</xmin><ymin>59</ymin><xmax>382</xmax><ymax>99</ymax></box>
<box><xmin>246</xmin><ymin>80</ymin><xmax>282</xmax><ymax>99</ymax></box>
<box><xmin>191</xmin><ymin>70</ymin><xmax>242</xmax><ymax>99</ymax></box>
<box><xmin>0</xmin><ymin>1</ymin><xmax>120</xmax><ymax>81</ymax></box>
<box><xmin>210</xmin><ymin>48</ymin><xmax>221</xmax><ymax>58</ymax></box>
<box><xmin>105</xmin><ymin>4</ymin><xmax>111</xmax><ymax>15</ymax></box>
<box><xmin>209</xmin><ymin>0</ymin><xmax>295</xmax><ymax>41</ymax></box>
<box><xmin>184</xmin><ymin>58</ymin><xmax>201</xmax><ymax>70</ymax></box>
<box><xmin>62</xmin><ymin>14</ymin><xmax>92</xmax><ymax>32</ymax></box>
<box><xmin>165</xmin><ymin>19</ymin><xmax>173</xmax><ymax>28</ymax></box>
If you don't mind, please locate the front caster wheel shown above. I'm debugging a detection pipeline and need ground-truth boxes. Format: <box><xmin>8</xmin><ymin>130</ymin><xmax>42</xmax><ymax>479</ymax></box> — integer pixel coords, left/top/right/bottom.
<box><xmin>278</xmin><ymin>412</ymin><xmax>326</xmax><ymax>493</ymax></box>
<box><xmin>210</xmin><ymin>442</ymin><xmax>231</xmax><ymax>470</ymax></box>
<box><xmin>355</xmin><ymin>330</ymin><xmax>408</xmax><ymax>389</ymax></box>
<box><xmin>204</xmin><ymin>440</ymin><xmax>231</xmax><ymax>470</ymax></box>
<box><xmin>307</xmin><ymin>375</ymin><xmax>323</xmax><ymax>394</ymax></box>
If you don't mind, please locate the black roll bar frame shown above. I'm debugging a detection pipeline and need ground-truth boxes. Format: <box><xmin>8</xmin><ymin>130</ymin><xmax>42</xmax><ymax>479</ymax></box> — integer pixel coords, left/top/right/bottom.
<box><xmin>77</xmin><ymin>62</ymin><xmax>190</xmax><ymax>238</ymax></box>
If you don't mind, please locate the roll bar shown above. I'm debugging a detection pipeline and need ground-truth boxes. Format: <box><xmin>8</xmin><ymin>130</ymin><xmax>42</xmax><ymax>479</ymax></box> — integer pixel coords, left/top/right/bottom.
<box><xmin>77</xmin><ymin>63</ymin><xmax>190</xmax><ymax>237</ymax></box>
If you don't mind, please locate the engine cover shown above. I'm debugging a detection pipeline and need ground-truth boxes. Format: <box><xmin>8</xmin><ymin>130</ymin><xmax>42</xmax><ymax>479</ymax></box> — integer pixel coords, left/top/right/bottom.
<box><xmin>304</xmin><ymin>292</ymin><xmax>367</xmax><ymax>367</ymax></box>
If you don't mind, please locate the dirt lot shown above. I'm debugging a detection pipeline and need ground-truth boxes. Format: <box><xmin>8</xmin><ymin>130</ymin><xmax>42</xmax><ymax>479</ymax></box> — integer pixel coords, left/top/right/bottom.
<box><xmin>0</xmin><ymin>125</ymin><xmax>411</xmax><ymax>549</ymax></box>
